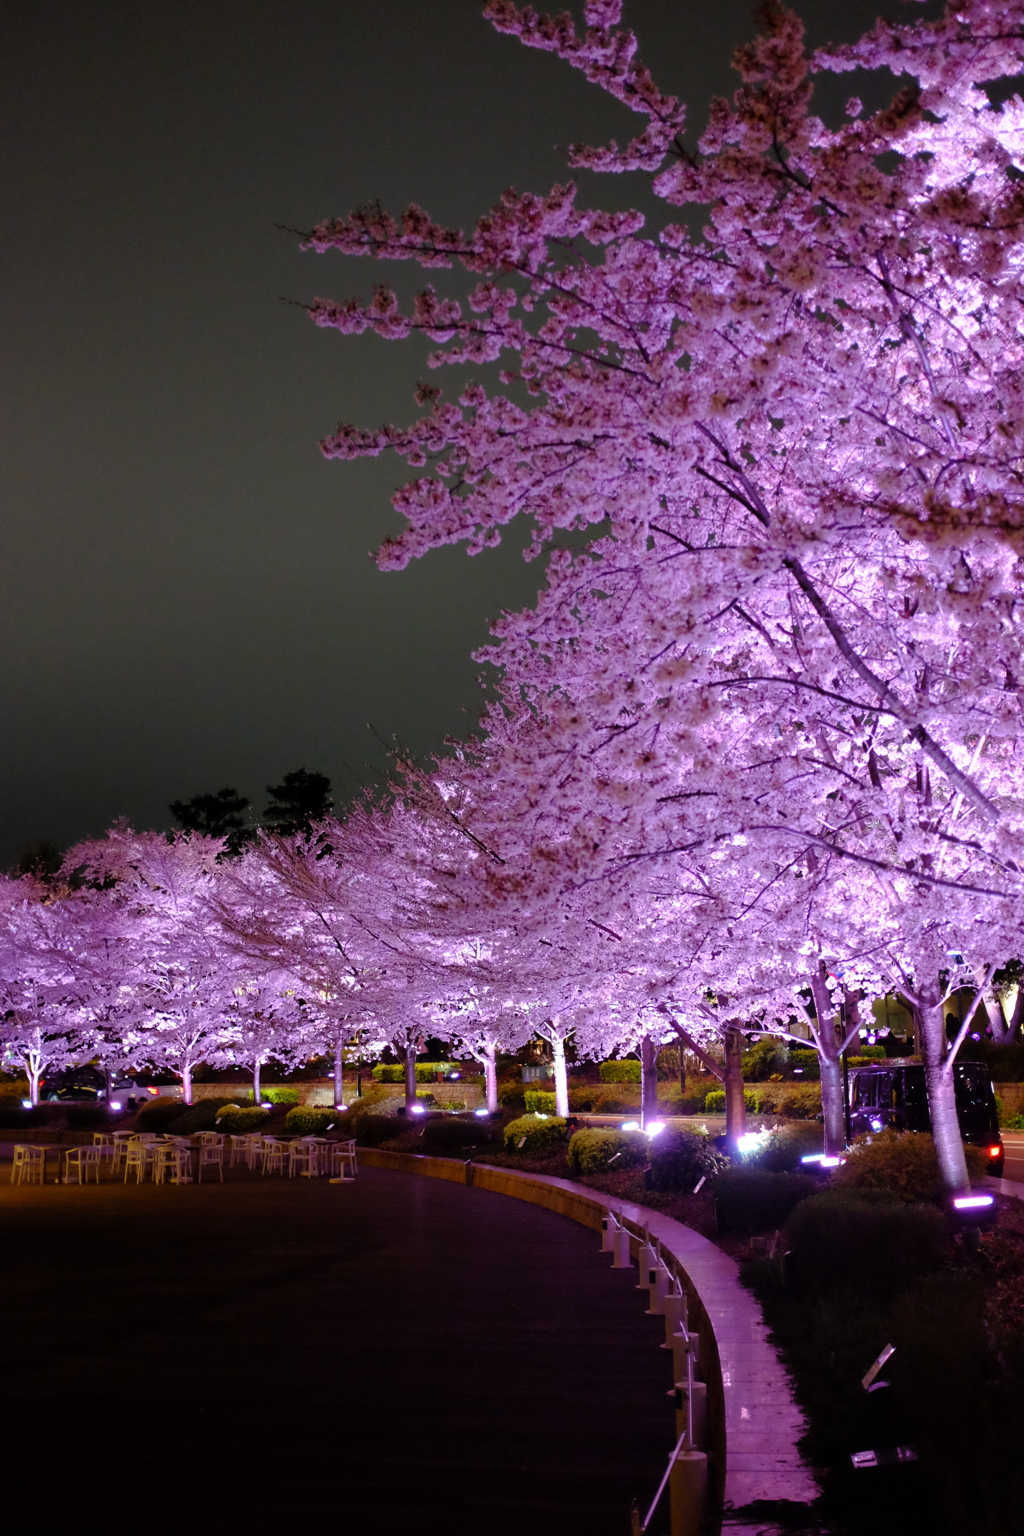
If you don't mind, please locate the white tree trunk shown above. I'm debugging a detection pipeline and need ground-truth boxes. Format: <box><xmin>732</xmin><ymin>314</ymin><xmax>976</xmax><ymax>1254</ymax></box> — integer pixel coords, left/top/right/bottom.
<box><xmin>181</xmin><ymin>1061</ymin><xmax>193</xmax><ymax>1106</ymax></box>
<box><xmin>551</xmin><ymin>1032</ymin><xmax>569</xmax><ymax>1118</ymax></box>
<box><xmin>919</xmin><ymin>999</ymin><xmax>970</xmax><ymax>1195</ymax></box>
<box><xmin>402</xmin><ymin>1040</ymin><xmax>418</xmax><ymax>1115</ymax></box>
<box><xmin>482</xmin><ymin>1042</ymin><xmax>498</xmax><ymax>1113</ymax></box>
<box><xmin>640</xmin><ymin>1034</ymin><xmax>659</xmax><ymax>1129</ymax></box>
<box><xmin>334</xmin><ymin>1034</ymin><xmax>345</xmax><ymax>1109</ymax></box>
<box><xmin>253</xmin><ymin>1058</ymin><xmax>262</xmax><ymax>1104</ymax></box>
<box><xmin>723</xmin><ymin>1026</ymin><xmax>747</xmax><ymax>1151</ymax></box>
<box><xmin>26</xmin><ymin>1048</ymin><xmax>42</xmax><ymax>1107</ymax></box>
<box><xmin>819</xmin><ymin>1052</ymin><xmax>846</xmax><ymax>1157</ymax></box>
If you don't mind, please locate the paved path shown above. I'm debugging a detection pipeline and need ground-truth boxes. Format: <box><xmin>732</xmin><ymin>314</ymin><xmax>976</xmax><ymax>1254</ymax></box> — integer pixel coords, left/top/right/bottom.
<box><xmin>1</xmin><ymin>1167</ymin><xmax>674</xmax><ymax>1536</ymax></box>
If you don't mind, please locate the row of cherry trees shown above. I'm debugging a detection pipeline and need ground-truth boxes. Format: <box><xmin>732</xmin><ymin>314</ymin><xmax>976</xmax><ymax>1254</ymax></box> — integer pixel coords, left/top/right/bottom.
<box><xmin>298</xmin><ymin>0</ymin><xmax>1024</xmax><ymax>1192</ymax></box>
<box><xmin>5</xmin><ymin>2</ymin><xmax>1024</xmax><ymax>1195</ymax></box>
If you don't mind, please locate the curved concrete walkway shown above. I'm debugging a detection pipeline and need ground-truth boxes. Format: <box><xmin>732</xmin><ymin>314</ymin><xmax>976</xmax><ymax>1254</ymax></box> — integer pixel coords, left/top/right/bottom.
<box><xmin>361</xmin><ymin>1149</ymin><xmax>820</xmax><ymax>1523</ymax></box>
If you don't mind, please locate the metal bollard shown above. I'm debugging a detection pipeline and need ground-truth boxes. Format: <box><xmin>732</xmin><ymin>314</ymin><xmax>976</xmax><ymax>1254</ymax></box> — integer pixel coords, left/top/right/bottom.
<box><xmin>646</xmin><ymin>1261</ymin><xmax>671</xmax><ymax>1316</ymax></box>
<box><xmin>673</xmin><ymin>1380</ymin><xmax>708</xmax><ymax>1450</ymax></box>
<box><xmin>601</xmin><ymin>1212</ymin><xmax>617</xmax><ymax>1253</ymax></box>
<box><xmin>669</xmin><ymin>1448</ymin><xmax>708</xmax><ymax>1536</ymax></box>
<box><xmin>611</xmin><ymin>1223</ymin><xmax>633</xmax><ymax>1268</ymax></box>
<box><xmin>636</xmin><ymin>1234</ymin><xmax>657</xmax><ymax>1291</ymax></box>
<box><xmin>662</xmin><ymin>1286</ymin><xmax>686</xmax><ymax>1349</ymax></box>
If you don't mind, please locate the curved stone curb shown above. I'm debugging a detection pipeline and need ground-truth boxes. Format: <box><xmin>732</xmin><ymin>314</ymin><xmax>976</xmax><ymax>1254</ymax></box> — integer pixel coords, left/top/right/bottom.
<box><xmin>356</xmin><ymin>1147</ymin><xmax>818</xmax><ymax>1519</ymax></box>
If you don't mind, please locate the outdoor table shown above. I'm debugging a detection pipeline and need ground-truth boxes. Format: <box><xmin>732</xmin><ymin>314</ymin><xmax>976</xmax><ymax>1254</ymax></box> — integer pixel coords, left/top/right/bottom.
<box><xmin>19</xmin><ymin>1145</ymin><xmax>66</xmax><ymax>1183</ymax></box>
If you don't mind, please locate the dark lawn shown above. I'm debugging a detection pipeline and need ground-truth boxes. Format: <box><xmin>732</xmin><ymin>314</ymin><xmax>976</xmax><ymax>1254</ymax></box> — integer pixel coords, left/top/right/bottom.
<box><xmin>1</xmin><ymin>1166</ymin><xmax>674</xmax><ymax>1535</ymax></box>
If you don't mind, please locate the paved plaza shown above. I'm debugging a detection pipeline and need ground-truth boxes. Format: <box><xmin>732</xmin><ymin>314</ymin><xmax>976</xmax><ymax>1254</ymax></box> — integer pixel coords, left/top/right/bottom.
<box><xmin>3</xmin><ymin>1166</ymin><xmax>674</xmax><ymax>1535</ymax></box>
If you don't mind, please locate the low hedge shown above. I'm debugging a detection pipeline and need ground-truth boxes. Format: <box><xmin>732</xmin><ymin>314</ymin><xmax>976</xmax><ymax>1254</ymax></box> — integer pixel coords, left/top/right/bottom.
<box><xmin>704</xmin><ymin>1088</ymin><xmax>758</xmax><ymax>1114</ymax></box>
<box><xmin>497</xmin><ymin>1077</ymin><xmax>526</xmax><ymax>1108</ymax></box>
<box><xmin>711</xmin><ymin>1167</ymin><xmax>818</xmax><ymax>1235</ymax></box>
<box><xmin>647</xmin><ymin>1128</ymin><xmax>728</xmax><ymax>1192</ymax></box>
<box><xmin>599</xmin><ymin>1060</ymin><xmax>641</xmax><ymax>1083</ymax></box>
<box><xmin>566</xmin><ymin>1127</ymin><xmax>648</xmax><ymax>1176</ymax></box>
<box><xmin>703</xmin><ymin>1083</ymin><xmax>822</xmax><ymax>1118</ymax></box>
<box><xmin>216</xmin><ymin>1105</ymin><xmax>270</xmax><ymax>1134</ymax></box>
<box><xmin>248</xmin><ymin>1087</ymin><xmax>300</xmax><ymax>1104</ymax></box>
<box><xmin>420</xmin><ymin>1116</ymin><xmax>496</xmax><ymax>1155</ymax></box>
<box><xmin>0</xmin><ymin>1100</ymin><xmax>51</xmax><ymax>1128</ymax></box>
<box><xmin>831</xmin><ymin>1129</ymin><xmax>989</xmax><ymax>1201</ymax></box>
<box><xmin>371</xmin><ymin>1063</ymin><xmax>457</xmax><ymax>1083</ymax></box>
<box><xmin>524</xmin><ymin>1089</ymin><xmax>557</xmax><ymax>1114</ymax></box>
<box><xmin>503</xmin><ymin>1114</ymin><xmax>568</xmax><ymax>1155</ymax></box>
<box><xmin>785</xmin><ymin>1190</ymin><xmax>947</xmax><ymax>1303</ymax></box>
<box><xmin>284</xmin><ymin>1106</ymin><xmax>343</xmax><ymax>1136</ymax></box>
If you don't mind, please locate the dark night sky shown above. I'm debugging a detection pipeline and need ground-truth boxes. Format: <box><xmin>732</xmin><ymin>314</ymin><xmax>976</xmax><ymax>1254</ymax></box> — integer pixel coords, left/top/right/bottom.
<box><xmin>0</xmin><ymin>0</ymin><xmax>926</xmax><ymax>864</ymax></box>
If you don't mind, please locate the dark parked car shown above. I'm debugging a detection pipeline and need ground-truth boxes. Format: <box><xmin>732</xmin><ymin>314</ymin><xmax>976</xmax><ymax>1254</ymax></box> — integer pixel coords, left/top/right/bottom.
<box><xmin>848</xmin><ymin>1060</ymin><xmax>1004</xmax><ymax>1176</ymax></box>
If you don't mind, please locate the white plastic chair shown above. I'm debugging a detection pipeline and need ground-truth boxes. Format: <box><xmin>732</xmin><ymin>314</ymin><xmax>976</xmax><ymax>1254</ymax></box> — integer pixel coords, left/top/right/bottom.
<box><xmin>123</xmin><ymin>1141</ymin><xmax>148</xmax><ymax>1184</ymax></box>
<box><xmin>329</xmin><ymin>1140</ymin><xmax>358</xmax><ymax>1180</ymax></box>
<box><xmin>288</xmin><ymin>1140</ymin><xmax>316</xmax><ymax>1178</ymax></box>
<box><xmin>169</xmin><ymin>1146</ymin><xmax>193</xmax><ymax>1184</ymax></box>
<box><xmin>12</xmin><ymin>1144</ymin><xmax>44</xmax><ymax>1186</ymax></box>
<box><xmin>63</xmin><ymin>1146</ymin><xmax>101</xmax><ymax>1185</ymax></box>
<box><xmin>229</xmin><ymin>1135</ymin><xmax>254</xmax><ymax>1168</ymax></box>
<box><xmin>260</xmin><ymin>1137</ymin><xmax>286</xmax><ymax>1176</ymax></box>
<box><xmin>197</xmin><ymin>1143</ymin><xmax>223</xmax><ymax>1182</ymax></box>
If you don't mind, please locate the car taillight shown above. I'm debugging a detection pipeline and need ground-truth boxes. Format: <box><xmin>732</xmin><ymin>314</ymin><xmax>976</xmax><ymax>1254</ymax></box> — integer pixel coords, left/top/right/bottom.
<box><xmin>147</xmin><ymin>1087</ymin><xmax>159</xmax><ymax>1096</ymax></box>
<box><xmin>988</xmin><ymin>1145</ymin><xmax>1002</xmax><ymax>1158</ymax></box>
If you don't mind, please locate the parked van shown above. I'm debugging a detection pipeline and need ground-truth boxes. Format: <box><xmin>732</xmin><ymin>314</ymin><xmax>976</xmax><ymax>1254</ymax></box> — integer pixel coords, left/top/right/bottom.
<box><xmin>848</xmin><ymin>1061</ymin><xmax>1004</xmax><ymax>1176</ymax></box>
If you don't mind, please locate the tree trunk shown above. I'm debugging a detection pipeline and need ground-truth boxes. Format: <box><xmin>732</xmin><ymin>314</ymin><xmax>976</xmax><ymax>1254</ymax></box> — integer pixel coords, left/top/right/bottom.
<box><xmin>551</xmin><ymin>1031</ymin><xmax>569</xmax><ymax>1118</ymax></box>
<box><xmin>26</xmin><ymin>1049</ymin><xmax>42</xmax><ymax>1107</ymax></box>
<box><xmin>402</xmin><ymin>1040</ymin><xmax>417</xmax><ymax>1115</ymax></box>
<box><xmin>678</xmin><ymin>1046</ymin><xmax>686</xmax><ymax>1097</ymax></box>
<box><xmin>181</xmin><ymin>1061</ymin><xmax>193</xmax><ymax>1106</ymax></box>
<box><xmin>333</xmin><ymin>1034</ymin><xmax>344</xmax><ymax>1110</ymax></box>
<box><xmin>640</xmin><ymin>1034</ymin><xmax>659</xmax><ymax>1129</ymax></box>
<box><xmin>723</xmin><ymin>1026</ymin><xmax>747</xmax><ymax>1151</ymax></box>
<box><xmin>482</xmin><ymin>1042</ymin><xmax>498</xmax><ymax>1114</ymax></box>
<box><xmin>253</xmin><ymin>1058</ymin><xmax>262</xmax><ymax>1105</ymax></box>
<box><xmin>919</xmin><ymin>999</ymin><xmax>971</xmax><ymax>1195</ymax></box>
<box><xmin>819</xmin><ymin>1051</ymin><xmax>847</xmax><ymax>1157</ymax></box>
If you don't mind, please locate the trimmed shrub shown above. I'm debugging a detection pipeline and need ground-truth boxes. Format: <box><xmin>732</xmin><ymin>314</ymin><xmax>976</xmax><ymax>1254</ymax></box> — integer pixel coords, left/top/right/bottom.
<box><xmin>497</xmin><ymin>1077</ymin><xmax>526</xmax><ymax>1108</ymax></box>
<box><xmin>284</xmin><ymin>1106</ymin><xmax>342</xmax><ymax>1136</ymax></box>
<box><xmin>647</xmin><ymin>1128</ymin><xmax>728</xmax><ymax>1192</ymax></box>
<box><xmin>352</xmin><ymin>1113</ymin><xmax>402</xmax><ymax>1146</ymax></box>
<box><xmin>168</xmin><ymin>1099</ymin><xmax>242</xmax><ymax>1134</ymax></box>
<box><xmin>137</xmin><ymin>1096</ymin><xmax>188</xmax><ymax>1132</ymax></box>
<box><xmin>704</xmin><ymin>1088</ymin><xmax>758</xmax><ymax>1114</ymax></box>
<box><xmin>566</xmin><ymin>1128</ymin><xmax>648</xmax><ymax>1176</ymax></box>
<box><xmin>747</xmin><ymin>1122</ymin><xmax>823</xmax><ymax>1172</ymax></box>
<box><xmin>788</xmin><ymin>1049</ymin><xmax>821</xmax><ymax>1081</ymax></box>
<box><xmin>832</xmin><ymin>1129</ymin><xmax>988</xmax><ymax>1201</ymax></box>
<box><xmin>711</xmin><ymin>1167</ymin><xmax>818</xmax><ymax>1235</ymax></box>
<box><xmin>524</xmin><ymin>1089</ymin><xmax>557</xmax><ymax>1115</ymax></box>
<box><xmin>248</xmin><ymin>1086</ymin><xmax>300</xmax><ymax>1104</ymax></box>
<box><xmin>216</xmin><ymin>1105</ymin><xmax>270</xmax><ymax>1134</ymax></box>
<box><xmin>599</xmin><ymin>1060</ymin><xmax>641</xmax><ymax>1083</ymax></box>
<box><xmin>503</xmin><ymin>1113</ymin><xmax>568</xmax><ymax>1155</ymax></box>
<box><xmin>420</xmin><ymin>1116</ymin><xmax>495</xmax><ymax>1156</ymax></box>
<box><xmin>742</xmin><ymin>1039</ymin><xmax>787</xmax><ymax>1081</ymax></box>
<box><xmin>568</xmin><ymin>1085</ymin><xmax>602</xmax><ymax>1112</ymax></box>
<box><xmin>785</xmin><ymin>1190</ymin><xmax>946</xmax><ymax>1302</ymax></box>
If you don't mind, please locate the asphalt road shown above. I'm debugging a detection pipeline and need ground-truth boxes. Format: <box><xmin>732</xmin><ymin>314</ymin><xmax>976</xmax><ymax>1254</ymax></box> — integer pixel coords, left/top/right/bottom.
<box><xmin>1001</xmin><ymin>1130</ymin><xmax>1024</xmax><ymax>1181</ymax></box>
